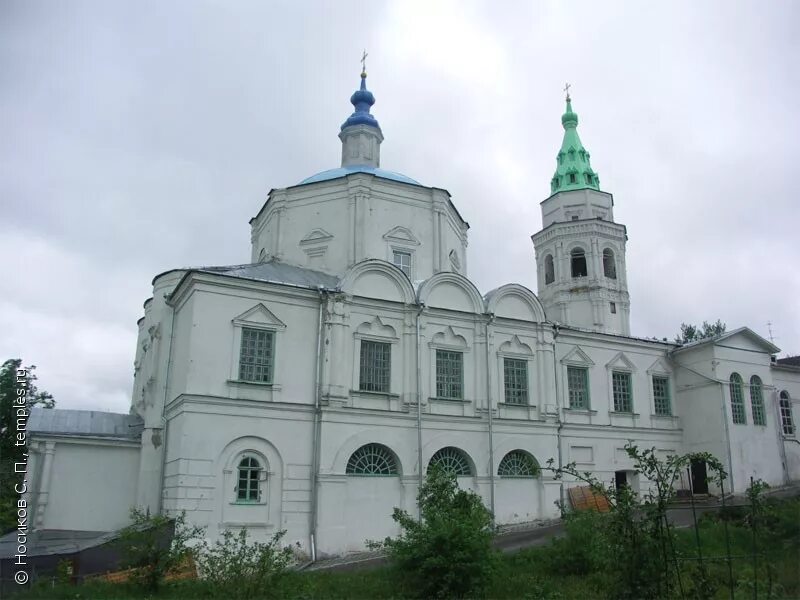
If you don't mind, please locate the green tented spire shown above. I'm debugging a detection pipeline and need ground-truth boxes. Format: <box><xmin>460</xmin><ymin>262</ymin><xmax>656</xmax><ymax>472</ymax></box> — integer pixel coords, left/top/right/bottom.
<box><xmin>550</xmin><ymin>92</ymin><xmax>600</xmax><ymax>194</ymax></box>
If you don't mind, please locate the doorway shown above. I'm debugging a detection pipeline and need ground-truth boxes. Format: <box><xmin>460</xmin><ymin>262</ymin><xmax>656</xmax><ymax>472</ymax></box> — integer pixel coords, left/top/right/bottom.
<box><xmin>614</xmin><ymin>470</ymin><xmax>628</xmax><ymax>491</ymax></box>
<box><xmin>690</xmin><ymin>459</ymin><xmax>708</xmax><ymax>494</ymax></box>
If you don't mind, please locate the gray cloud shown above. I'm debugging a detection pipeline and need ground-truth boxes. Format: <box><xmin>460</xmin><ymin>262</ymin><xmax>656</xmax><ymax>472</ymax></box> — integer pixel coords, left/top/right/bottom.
<box><xmin>2</xmin><ymin>0</ymin><xmax>798</xmax><ymax>411</ymax></box>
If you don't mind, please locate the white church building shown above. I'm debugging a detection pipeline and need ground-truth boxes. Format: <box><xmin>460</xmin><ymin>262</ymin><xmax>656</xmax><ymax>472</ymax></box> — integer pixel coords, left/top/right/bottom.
<box><xmin>26</xmin><ymin>69</ymin><xmax>800</xmax><ymax>558</ymax></box>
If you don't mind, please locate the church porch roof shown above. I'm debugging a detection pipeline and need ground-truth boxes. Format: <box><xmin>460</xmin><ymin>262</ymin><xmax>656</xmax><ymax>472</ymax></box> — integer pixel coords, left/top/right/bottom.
<box><xmin>28</xmin><ymin>408</ymin><xmax>143</xmax><ymax>441</ymax></box>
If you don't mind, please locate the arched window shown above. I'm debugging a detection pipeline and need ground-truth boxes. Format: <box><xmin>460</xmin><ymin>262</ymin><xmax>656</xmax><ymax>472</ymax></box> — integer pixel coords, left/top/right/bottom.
<box><xmin>780</xmin><ymin>391</ymin><xmax>795</xmax><ymax>436</ymax></box>
<box><xmin>498</xmin><ymin>450</ymin><xmax>540</xmax><ymax>478</ymax></box>
<box><xmin>603</xmin><ymin>248</ymin><xmax>617</xmax><ymax>279</ymax></box>
<box><xmin>544</xmin><ymin>254</ymin><xmax>555</xmax><ymax>285</ymax></box>
<box><xmin>729</xmin><ymin>373</ymin><xmax>746</xmax><ymax>424</ymax></box>
<box><xmin>428</xmin><ymin>447</ymin><xmax>473</xmax><ymax>476</ymax></box>
<box><xmin>749</xmin><ymin>376</ymin><xmax>766</xmax><ymax>426</ymax></box>
<box><xmin>236</xmin><ymin>456</ymin><xmax>262</xmax><ymax>503</ymax></box>
<box><xmin>571</xmin><ymin>248</ymin><xmax>588</xmax><ymax>278</ymax></box>
<box><xmin>346</xmin><ymin>443</ymin><xmax>399</xmax><ymax>475</ymax></box>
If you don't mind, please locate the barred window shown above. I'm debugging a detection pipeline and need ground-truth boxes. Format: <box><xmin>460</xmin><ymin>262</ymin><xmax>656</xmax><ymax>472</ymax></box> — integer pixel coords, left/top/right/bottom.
<box><xmin>498</xmin><ymin>450</ymin><xmax>539</xmax><ymax>478</ymax></box>
<box><xmin>346</xmin><ymin>444</ymin><xmax>399</xmax><ymax>475</ymax></box>
<box><xmin>612</xmin><ymin>371</ymin><xmax>633</xmax><ymax>413</ymax></box>
<box><xmin>392</xmin><ymin>250</ymin><xmax>412</xmax><ymax>277</ymax></box>
<box><xmin>652</xmin><ymin>375</ymin><xmax>671</xmax><ymax>416</ymax></box>
<box><xmin>779</xmin><ymin>391</ymin><xmax>795</xmax><ymax>436</ymax></box>
<box><xmin>239</xmin><ymin>328</ymin><xmax>275</xmax><ymax>383</ymax></box>
<box><xmin>567</xmin><ymin>366</ymin><xmax>589</xmax><ymax>409</ymax></box>
<box><xmin>750</xmin><ymin>376</ymin><xmax>766</xmax><ymax>426</ymax></box>
<box><xmin>359</xmin><ymin>340</ymin><xmax>391</xmax><ymax>393</ymax></box>
<box><xmin>503</xmin><ymin>358</ymin><xmax>528</xmax><ymax>405</ymax></box>
<box><xmin>236</xmin><ymin>457</ymin><xmax>261</xmax><ymax>503</ymax></box>
<box><xmin>729</xmin><ymin>373</ymin><xmax>746</xmax><ymax>424</ymax></box>
<box><xmin>436</xmin><ymin>350</ymin><xmax>463</xmax><ymax>399</ymax></box>
<box><xmin>428</xmin><ymin>447</ymin><xmax>472</xmax><ymax>476</ymax></box>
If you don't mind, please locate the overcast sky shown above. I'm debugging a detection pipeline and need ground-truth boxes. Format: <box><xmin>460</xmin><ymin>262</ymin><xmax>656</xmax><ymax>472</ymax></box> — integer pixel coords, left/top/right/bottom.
<box><xmin>2</xmin><ymin>1</ymin><xmax>798</xmax><ymax>412</ymax></box>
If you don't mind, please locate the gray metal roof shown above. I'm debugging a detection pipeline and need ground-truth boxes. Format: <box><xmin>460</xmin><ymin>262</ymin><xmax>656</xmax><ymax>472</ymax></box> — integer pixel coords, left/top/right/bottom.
<box><xmin>28</xmin><ymin>408</ymin><xmax>143</xmax><ymax>440</ymax></box>
<box><xmin>197</xmin><ymin>260</ymin><xmax>340</xmax><ymax>290</ymax></box>
<box><xmin>0</xmin><ymin>529</ymin><xmax>117</xmax><ymax>558</ymax></box>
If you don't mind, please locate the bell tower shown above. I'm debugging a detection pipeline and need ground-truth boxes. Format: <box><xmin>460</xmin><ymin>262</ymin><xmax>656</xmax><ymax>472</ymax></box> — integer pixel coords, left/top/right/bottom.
<box><xmin>531</xmin><ymin>89</ymin><xmax>631</xmax><ymax>335</ymax></box>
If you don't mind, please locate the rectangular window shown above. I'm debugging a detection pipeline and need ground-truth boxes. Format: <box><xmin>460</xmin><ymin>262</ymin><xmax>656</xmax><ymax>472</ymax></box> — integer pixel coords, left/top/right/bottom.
<box><xmin>436</xmin><ymin>350</ymin><xmax>463</xmax><ymax>399</ymax></box>
<box><xmin>567</xmin><ymin>366</ymin><xmax>589</xmax><ymax>409</ymax></box>
<box><xmin>610</xmin><ymin>302</ymin><xmax>617</xmax><ymax>314</ymax></box>
<box><xmin>392</xmin><ymin>251</ymin><xmax>412</xmax><ymax>277</ymax></box>
<box><xmin>503</xmin><ymin>358</ymin><xmax>528</xmax><ymax>405</ymax></box>
<box><xmin>652</xmin><ymin>375</ymin><xmax>671</xmax><ymax>416</ymax></box>
<box><xmin>612</xmin><ymin>371</ymin><xmax>633</xmax><ymax>413</ymax></box>
<box><xmin>239</xmin><ymin>328</ymin><xmax>275</xmax><ymax>383</ymax></box>
<box><xmin>359</xmin><ymin>340</ymin><xmax>391</xmax><ymax>393</ymax></box>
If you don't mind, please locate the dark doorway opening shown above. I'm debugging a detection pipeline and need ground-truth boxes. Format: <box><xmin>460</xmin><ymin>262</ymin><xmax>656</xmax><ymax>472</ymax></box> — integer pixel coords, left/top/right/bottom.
<box><xmin>690</xmin><ymin>459</ymin><xmax>709</xmax><ymax>494</ymax></box>
<box><xmin>614</xmin><ymin>470</ymin><xmax>628</xmax><ymax>491</ymax></box>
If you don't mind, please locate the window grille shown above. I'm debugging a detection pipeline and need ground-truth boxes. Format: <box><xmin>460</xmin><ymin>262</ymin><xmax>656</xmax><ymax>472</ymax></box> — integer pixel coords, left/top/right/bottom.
<box><xmin>652</xmin><ymin>375</ymin><xmax>671</xmax><ymax>416</ymax></box>
<box><xmin>503</xmin><ymin>358</ymin><xmax>528</xmax><ymax>405</ymax></box>
<box><xmin>779</xmin><ymin>391</ymin><xmax>795</xmax><ymax>435</ymax></box>
<box><xmin>346</xmin><ymin>444</ymin><xmax>399</xmax><ymax>475</ymax></box>
<box><xmin>729</xmin><ymin>373</ymin><xmax>746</xmax><ymax>424</ymax></box>
<box><xmin>239</xmin><ymin>328</ymin><xmax>275</xmax><ymax>383</ymax></box>
<box><xmin>237</xmin><ymin>457</ymin><xmax>261</xmax><ymax>503</ymax></box>
<box><xmin>750</xmin><ymin>376</ymin><xmax>766</xmax><ymax>426</ymax></box>
<box><xmin>359</xmin><ymin>340</ymin><xmax>391</xmax><ymax>393</ymax></box>
<box><xmin>436</xmin><ymin>350</ymin><xmax>463</xmax><ymax>399</ymax></box>
<box><xmin>392</xmin><ymin>251</ymin><xmax>412</xmax><ymax>277</ymax></box>
<box><xmin>567</xmin><ymin>366</ymin><xmax>589</xmax><ymax>409</ymax></box>
<box><xmin>428</xmin><ymin>447</ymin><xmax>472</xmax><ymax>476</ymax></box>
<box><xmin>498</xmin><ymin>450</ymin><xmax>539</xmax><ymax>478</ymax></box>
<box><xmin>612</xmin><ymin>371</ymin><xmax>633</xmax><ymax>413</ymax></box>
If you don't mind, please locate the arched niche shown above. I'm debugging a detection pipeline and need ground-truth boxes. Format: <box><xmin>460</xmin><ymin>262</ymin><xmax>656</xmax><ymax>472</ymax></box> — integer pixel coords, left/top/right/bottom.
<box><xmin>417</xmin><ymin>272</ymin><xmax>485</xmax><ymax>314</ymax></box>
<box><xmin>340</xmin><ymin>259</ymin><xmax>416</xmax><ymax>304</ymax></box>
<box><xmin>485</xmin><ymin>284</ymin><xmax>546</xmax><ymax>322</ymax></box>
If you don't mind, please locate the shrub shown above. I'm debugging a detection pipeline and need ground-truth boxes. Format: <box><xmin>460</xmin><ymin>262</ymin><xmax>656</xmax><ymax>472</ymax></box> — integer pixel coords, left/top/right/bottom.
<box><xmin>544</xmin><ymin>509</ymin><xmax>606</xmax><ymax>576</ymax></box>
<box><xmin>380</xmin><ymin>467</ymin><xmax>499</xmax><ymax>599</ymax></box>
<box><xmin>116</xmin><ymin>508</ymin><xmax>204</xmax><ymax>592</ymax></box>
<box><xmin>198</xmin><ymin>528</ymin><xmax>295</xmax><ymax>599</ymax></box>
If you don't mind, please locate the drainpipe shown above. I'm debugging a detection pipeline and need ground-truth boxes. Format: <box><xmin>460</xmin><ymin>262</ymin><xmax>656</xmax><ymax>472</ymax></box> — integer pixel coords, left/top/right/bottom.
<box><xmin>309</xmin><ymin>287</ymin><xmax>327</xmax><ymax>562</ymax></box>
<box><xmin>415</xmin><ymin>303</ymin><xmax>425</xmax><ymax>520</ymax></box>
<box><xmin>485</xmin><ymin>313</ymin><xmax>496</xmax><ymax>519</ymax></box>
<box><xmin>550</xmin><ymin>323</ymin><xmax>564</xmax><ymax>507</ymax></box>
<box><xmin>157</xmin><ymin>295</ymin><xmax>177</xmax><ymax>515</ymax></box>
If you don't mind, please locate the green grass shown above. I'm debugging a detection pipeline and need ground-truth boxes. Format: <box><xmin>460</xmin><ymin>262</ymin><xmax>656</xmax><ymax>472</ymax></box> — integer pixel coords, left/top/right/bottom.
<box><xmin>18</xmin><ymin>498</ymin><xmax>800</xmax><ymax>600</ymax></box>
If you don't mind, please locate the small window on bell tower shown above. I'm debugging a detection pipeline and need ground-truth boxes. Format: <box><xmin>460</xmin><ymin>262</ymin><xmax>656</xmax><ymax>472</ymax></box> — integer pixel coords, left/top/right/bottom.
<box><xmin>571</xmin><ymin>249</ymin><xmax>588</xmax><ymax>278</ymax></box>
<box><xmin>610</xmin><ymin>302</ymin><xmax>617</xmax><ymax>314</ymax></box>
<box><xmin>569</xmin><ymin>173</ymin><xmax>577</xmax><ymax>184</ymax></box>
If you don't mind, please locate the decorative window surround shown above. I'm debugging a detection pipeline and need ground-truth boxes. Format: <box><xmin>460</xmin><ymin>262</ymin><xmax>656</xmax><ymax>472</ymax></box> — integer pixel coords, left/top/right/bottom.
<box><xmin>228</xmin><ymin>304</ymin><xmax>286</xmax><ymax>402</ymax></box>
<box><xmin>352</xmin><ymin>316</ymin><xmax>399</xmax><ymax>404</ymax></box>
<box><xmin>647</xmin><ymin>358</ymin><xmax>673</xmax><ymax>417</ymax></box>
<box><xmin>384</xmin><ymin>226</ymin><xmax>420</xmax><ymax>279</ymax></box>
<box><xmin>561</xmin><ymin>345</ymin><xmax>594</xmax><ymax>411</ymax></box>
<box><xmin>606</xmin><ymin>352</ymin><xmax>636</xmax><ymax>414</ymax></box>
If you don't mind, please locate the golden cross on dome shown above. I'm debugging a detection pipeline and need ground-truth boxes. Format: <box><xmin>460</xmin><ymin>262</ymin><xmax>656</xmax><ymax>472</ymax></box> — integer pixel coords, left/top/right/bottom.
<box><xmin>563</xmin><ymin>82</ymin><xmax>572</xmax><ymax>101</ymax></box>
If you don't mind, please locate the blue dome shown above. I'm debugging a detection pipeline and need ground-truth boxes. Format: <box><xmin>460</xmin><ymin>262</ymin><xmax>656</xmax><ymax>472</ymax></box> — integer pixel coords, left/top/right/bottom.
<box><xmin>298</xmin><ymin>165</ymin><xmax>420</xmax><ymax>186</ymax></box>
<box><xmin>341</xmin><ymin>73</ymin><xmax>381</xmax><ymax>131</ymax></box>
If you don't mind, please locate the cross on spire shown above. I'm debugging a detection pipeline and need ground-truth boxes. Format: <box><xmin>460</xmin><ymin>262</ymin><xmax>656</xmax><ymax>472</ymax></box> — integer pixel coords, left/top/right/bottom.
<box><xmin>563</xmin><ymin>82</ymin><xmax>571</xmax><ymax>101</ymax></box>
<box><xmin>361</xmin><ymin>50</ymin><xmax>368</xmax><ymax>76</ymax></box>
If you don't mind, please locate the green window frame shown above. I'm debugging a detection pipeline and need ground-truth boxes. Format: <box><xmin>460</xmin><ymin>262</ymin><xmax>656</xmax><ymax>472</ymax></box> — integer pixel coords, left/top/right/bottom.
<box><xmin>239</xmin><ymin>327</ymin><xmax>275</xmax><ymax>383</ymax></box>
<box><xmin>652</xmin><ymin>375</ymin><xmax>671</xmax><ymax>416</ymax></box>
<box><xmin>346</xmin><ymin>444</ymin><xmax>399</xmax><ymax>476</ymax></box>
<box><xmin>497</xmin><ymin>450</ymin><xmax>540</xmax><ymax>478</ymax></box>
<box><xmin>612</xmin><ymin>371</ymin><xmax>633</xmax><ymax>413</ymax></box>
<box><xmin>359</xmin><ymin>340</ymin><xmax>391</xmax><ymax>393</ymax></box>
<box><xmin>729</xmin><ymin>373</ymin><xmax>746</xmax><ymax>424</ymax></box>
<box><xmin>236</xmin><ymin>456</ymin><xmax>261</xmax><ymax>503</ymax></box>
<box><xmin>428</xmin><ymin>446</ymin><xmax>472</xmax><ymax>476</ymax></box>
<box><xmin>567</xmin><ymin>366</ymin><xmax>589</xmax><ymax>409</ymax></box>
<box><xmin>503</xmin><ymin>358</ymin><xmax>528</xmax><ymax>405</ymax></box>
<box><xmin>749</xmin><ymin>376</ymin><xmax>766</xmax><ymax>426</ymax></box>
<box><xmin>436</xmin><ymin>350</ymin><xmax>463</xmax><ymax>399</ymax></box>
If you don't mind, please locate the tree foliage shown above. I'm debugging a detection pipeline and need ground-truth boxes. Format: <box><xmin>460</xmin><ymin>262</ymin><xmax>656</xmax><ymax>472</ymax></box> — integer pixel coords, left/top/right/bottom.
<box><xmin>0</xmin><ymin>359</ymin><xmax>54</xmax><ymax>533</ymax></box>
<box><xmin>117</xmin><ymin>508</ymin><xmax>204</xmax><ymax>592</ymax></box>
<box><xmin>675</xmin><ymin>320</ymin><xmax>727</xmax><ymax>345</ymax></box>
<box><xmin>378</xmin><ymin>467</ymin><xmax>498</xmax><ymax>599</ymax></box>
